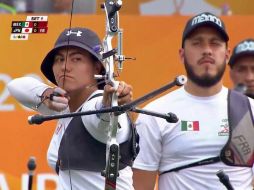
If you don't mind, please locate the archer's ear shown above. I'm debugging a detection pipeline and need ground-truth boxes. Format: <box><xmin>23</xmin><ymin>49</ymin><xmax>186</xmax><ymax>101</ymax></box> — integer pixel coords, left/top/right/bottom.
<box><xmin>94</xmin><ymin>61</ymin><xmax>103</xmax><ymax>74</ymax></box>
<box><xmin>179</xmin><ymin>48</ymin><xmax>185</xmax><ymax>64</ymax></box>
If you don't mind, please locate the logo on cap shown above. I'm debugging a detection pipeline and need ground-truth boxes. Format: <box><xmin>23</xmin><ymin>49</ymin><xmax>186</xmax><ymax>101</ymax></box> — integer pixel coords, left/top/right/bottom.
<box><xmin>235</xmin><ymin>41</ymin><xmax>254</xmax><ymax>54</ymax></box>
<box><xmin>191</xmin><ymin>13</ymin><xmax>222</xmax><ymax>28</ymax></box>
<box><xmin>66</xmin><ymin>30</ymin><xmax>82</xmax><ymax>37</ymax></box>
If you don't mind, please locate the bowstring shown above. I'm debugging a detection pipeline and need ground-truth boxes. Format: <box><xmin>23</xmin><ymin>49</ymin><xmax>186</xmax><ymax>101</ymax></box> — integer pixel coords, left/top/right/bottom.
<box><xmin>63</xmin><ymin>0</ymin><xmax>75</xmax><ymax>189</ymax></box>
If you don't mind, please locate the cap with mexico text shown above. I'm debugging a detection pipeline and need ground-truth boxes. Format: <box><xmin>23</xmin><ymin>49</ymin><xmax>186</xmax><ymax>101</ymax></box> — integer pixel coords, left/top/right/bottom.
<box><xmin>40</xmin><ymin>27</ymin><xmax>104</xmax><ymax>86</ymax></box>
<box><xmin>182</xmin><ymin>12</ymin><xmax>229</xmax><ymax>47</ymax></box>
<box><xmin>229</xmin><ymin>39</ymin><xmax>254</xmax><ymax>67</ymax></box>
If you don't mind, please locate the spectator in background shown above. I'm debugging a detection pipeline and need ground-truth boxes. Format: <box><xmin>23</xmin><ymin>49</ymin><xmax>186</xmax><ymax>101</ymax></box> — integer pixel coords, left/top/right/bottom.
<box><xmin>0</xmin><ymin>0</ymin><xmax>16</xmax><ymax>14</ymax></box>
<box><xmin>229</xmin><ymin>39</ymin><xmax>254</xmax><ymax>98</ymax></box>
<box><xmin>5</xmin><ymin>0</ymin><xmax>96</xmax><ymax>14</ymax></box>
<box><xmin>52</xmin><ymin>0</ymin><xmax>72</xmax><ymax>13</ymax></box>
<box><xmin>96</xmin><ymin>0</ymin><xmax>153</xmax><ymax>14</ymax></box>
<box><xmin>33</xmin><ymin>0</ymin><xmax>96</xmax><ymax>14</ymax></box>
<box><xmin>228</xmin><ymin>38</ymin><xmax>254</xmax><ymax>188</ymax></box>
<box><xmin>221</xmin><ymin>3</ymin><xmax>232</xmax><ymax>16</ymax></box>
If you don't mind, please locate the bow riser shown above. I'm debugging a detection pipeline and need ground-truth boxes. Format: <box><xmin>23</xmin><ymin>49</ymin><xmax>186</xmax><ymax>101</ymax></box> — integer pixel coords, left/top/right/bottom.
<box><xmin>102</xmin><ymin>1</ymin><xmax>123</xmax><ymax>190</ymax></box>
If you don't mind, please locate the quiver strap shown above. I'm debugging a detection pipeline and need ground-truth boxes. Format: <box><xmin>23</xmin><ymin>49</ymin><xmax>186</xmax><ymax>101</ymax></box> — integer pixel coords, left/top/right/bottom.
<box><xmin>220</xmin><ymin>90</ymin><xmax>254</xmax><ymax>167</ymax></box>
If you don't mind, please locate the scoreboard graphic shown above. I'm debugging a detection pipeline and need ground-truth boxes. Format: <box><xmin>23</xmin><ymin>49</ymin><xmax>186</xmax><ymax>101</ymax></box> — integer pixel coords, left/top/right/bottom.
<box><xmin>10</xmin><ymin>16</ymin><xmax>48</xmax><ymax>40</ymax></box>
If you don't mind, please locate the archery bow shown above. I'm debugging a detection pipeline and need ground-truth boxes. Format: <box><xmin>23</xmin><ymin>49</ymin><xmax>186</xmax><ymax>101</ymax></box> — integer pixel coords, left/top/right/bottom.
<box><xmin>99</xmin><ymin>1</ymin><xmax>124</xmax><ymax>189</ymax></box>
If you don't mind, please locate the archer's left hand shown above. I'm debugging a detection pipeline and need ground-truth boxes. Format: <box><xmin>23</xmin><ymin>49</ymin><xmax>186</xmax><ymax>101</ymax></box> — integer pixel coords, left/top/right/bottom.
<box><xmin>102</xmin><ymin>81</ymin><xmax>133</xmax><ymax>107</ymax></box>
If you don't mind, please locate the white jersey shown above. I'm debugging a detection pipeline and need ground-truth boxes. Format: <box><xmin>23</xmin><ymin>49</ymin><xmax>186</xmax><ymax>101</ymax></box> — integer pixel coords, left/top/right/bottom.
<box><xmin>7</xmin><ymin>77</ymin><xmax>134</xmax><ymax>190</ymax></box>
<box><xmin>133</xmin><ymin>86</ymin><xmax>254</xmax><ymax>190</ymax></box>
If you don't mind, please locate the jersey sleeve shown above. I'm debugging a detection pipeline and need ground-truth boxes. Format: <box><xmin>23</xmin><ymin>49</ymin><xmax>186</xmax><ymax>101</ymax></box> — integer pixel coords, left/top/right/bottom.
<box><xmin>81</xmin><ymin>94</ymin><xmax>130</xmax><ymax>144</ymax></box>
<box><xmin>133</xmin><ymin>112</ymin><xmax>162</xmax><ymax>171</ymax></box>
<box><xmin>7</xmin><ymin>76</ymin><xmax>55</xmax><ymax>115</ymax></box>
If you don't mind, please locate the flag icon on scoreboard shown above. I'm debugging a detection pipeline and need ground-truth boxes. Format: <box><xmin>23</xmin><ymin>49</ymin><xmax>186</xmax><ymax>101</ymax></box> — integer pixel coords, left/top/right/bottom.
<box><xmin>24</xmin><ymin>22</ymin><xmax>29</xmax><ymax>27</ymax></box>
<box><xmin>181</xmin><ymin>120</ymin><xmax>199</xmax><ymax>131</ymax></box>
<box><xmin>21</xmin><ymin>28</ymin><xmax>33</xmax><ymax>34</ymax></box>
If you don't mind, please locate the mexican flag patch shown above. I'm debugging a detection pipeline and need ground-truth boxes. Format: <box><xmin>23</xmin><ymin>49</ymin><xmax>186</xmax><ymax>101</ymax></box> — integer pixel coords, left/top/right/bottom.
<box><xmin>181</xmin><ymin>120</ymin><xmax>199</xmax><ymax>131</ymax></box>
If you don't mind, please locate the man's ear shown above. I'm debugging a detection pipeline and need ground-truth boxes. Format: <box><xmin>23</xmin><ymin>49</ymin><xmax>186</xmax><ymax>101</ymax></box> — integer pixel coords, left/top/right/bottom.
<box><xmin>226</xmin><ymin>47</ymin><xmax>231</xmax><ymax>63</ymax></box>
<box><xmin>179</xmin><ymin>48</ymin><xmax>185</xmax><ymax>64</ymax></box>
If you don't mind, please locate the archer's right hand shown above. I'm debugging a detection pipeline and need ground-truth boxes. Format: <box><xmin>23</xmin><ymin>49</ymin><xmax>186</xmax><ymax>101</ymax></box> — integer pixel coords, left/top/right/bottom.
<box><xmin>41</xmin><ymin>87</ymin><xmax>69</xmax><ymax>112</ymax></box>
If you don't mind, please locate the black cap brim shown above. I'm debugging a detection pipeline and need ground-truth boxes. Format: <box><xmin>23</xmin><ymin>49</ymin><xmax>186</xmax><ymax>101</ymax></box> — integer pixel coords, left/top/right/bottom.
<box><xmin>229</xmin><ymin>51</ymin><xmax>254</xmax><ymax>67</ymax></box>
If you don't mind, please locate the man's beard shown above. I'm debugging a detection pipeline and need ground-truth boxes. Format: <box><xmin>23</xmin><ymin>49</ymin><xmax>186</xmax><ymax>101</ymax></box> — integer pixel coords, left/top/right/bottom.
<box><xmin>183</xmin><ymin>57</ymin><xmax>226</xmax><ymax>88</ymax></box>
